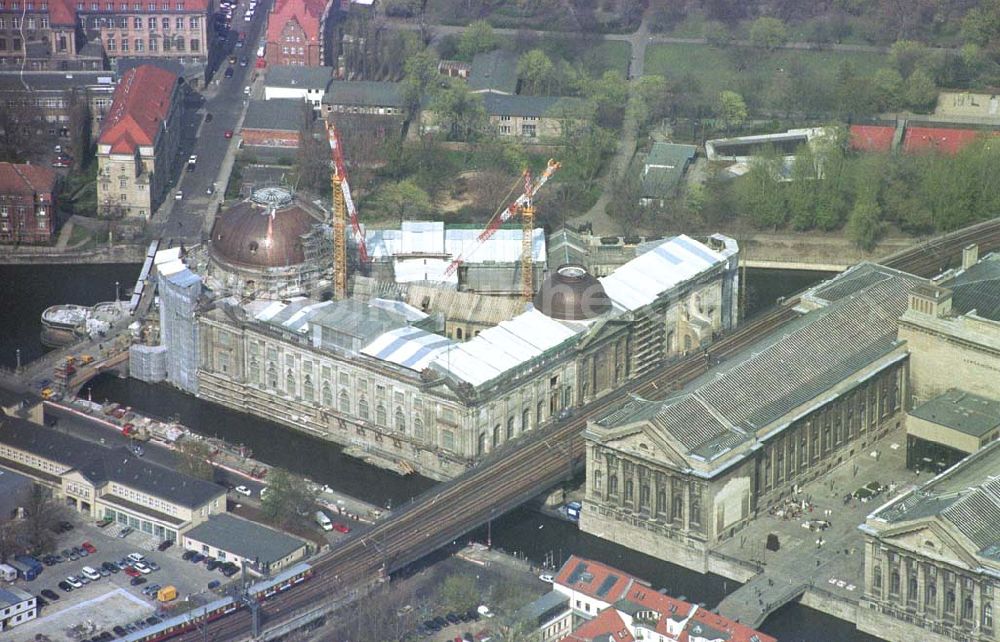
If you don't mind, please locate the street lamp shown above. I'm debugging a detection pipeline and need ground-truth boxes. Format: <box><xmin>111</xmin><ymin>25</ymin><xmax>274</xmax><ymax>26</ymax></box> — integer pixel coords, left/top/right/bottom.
<box><xmin>115</xmin><ymin>280</ymin><xmax>120</xmax><ymax>301</ymax></box>
<box><xmin>15</xmin><ymin>348</ymin><xmax>20</xmax><ymax>371</ymax></box>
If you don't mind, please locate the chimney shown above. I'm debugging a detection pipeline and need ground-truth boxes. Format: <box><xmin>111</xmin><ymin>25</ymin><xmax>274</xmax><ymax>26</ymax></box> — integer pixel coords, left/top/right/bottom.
<box><xmin>962</xmin><ymin>244</ymin><xmax>979</xmax><ymax>271</ymax></box>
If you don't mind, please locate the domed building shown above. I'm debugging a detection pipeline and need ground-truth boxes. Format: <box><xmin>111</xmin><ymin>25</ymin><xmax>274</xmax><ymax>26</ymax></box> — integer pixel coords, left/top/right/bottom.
<box><xmin>533</xmin><ymin>264</ymin><xmax>612</xmax><ymax>321</ymax></box>
<box><xmin>208</xmin><ymin>187</ymin><xmax>330</xmax><ymax>298</ymax></box>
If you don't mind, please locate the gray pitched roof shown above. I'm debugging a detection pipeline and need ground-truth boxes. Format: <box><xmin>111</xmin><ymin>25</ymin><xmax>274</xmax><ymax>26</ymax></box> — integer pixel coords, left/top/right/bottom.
<box><xmin>942</xmin><ymin>252</ymin><xmax>1000</xmax><ymax>321</ymax></box>
<box><xmin>598</xmin><ymin>264</ymin><xmax>924</xmax><ymax>462</ymax></box>
<box><xmin>323</xmin><ymin>80</ymin><xmax>404</xmax><ymax>108</ymax></box>
<box><xmin>469</xmin><ymin>49</ymin><xmax>518</xmax><ymax>94</ymax></box>
<box><xmin>243</xmin><ymin>99</ymin><xmax>307</xmax><ymax>132</ymax></box>
<box><xmin>481</xmin><ymin>93</ymin><xmax>587</xmax><ymax>118</ymax></box>
<box><xmin>0</xmin><ymin>417</ymin><xmax>224</xmax><ymax>509</ymax></box>
<box><xmin>875</xmin><ymin>441</ymin><xmax>1000</xmax><ymax>561</ymax></box>
<box><xmin>265</xmin><ymin>65</ymin><xmax>332</xmax><ymax>90</ymax></box>
<box><xmin>910</xmin><ymin>389</ymin><xmax>1000</xmax><ymax>437</ymax></box>
<box><xmin>184</xmin><ymin>514</ymin><xmax>307</xmax><ymax>564</ymax></box>
<box><xmin>640</xmin><ymin>143</ymin><xmax>696</xmax><ymax>199</ymax></box>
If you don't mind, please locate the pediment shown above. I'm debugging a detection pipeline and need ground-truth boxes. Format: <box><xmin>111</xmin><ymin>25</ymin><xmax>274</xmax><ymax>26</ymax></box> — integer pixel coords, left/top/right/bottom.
<box><xmin>878</xmin><ymin>521</ymin><xmax>980</xmax><ymax>570</ymax></box>
<box><xmin>599</xmin><ymin>422</ymin><xmax>691</xmax><ymax>469</ymax></box>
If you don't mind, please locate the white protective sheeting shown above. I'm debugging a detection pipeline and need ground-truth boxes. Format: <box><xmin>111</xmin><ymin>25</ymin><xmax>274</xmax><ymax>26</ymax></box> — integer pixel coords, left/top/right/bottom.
<box><xmin>432</xmin><ymin>308</ymin><xmax>583</xmax><ymax>387</ymax></box>
<box><xmin>599</xmin><ymin>234</ymin><xmax>725</xmax><ymax>311</ymax></box>
<box><xmin>365</xmin><ymin>222</ymin><xmax>546</xmax><ymax>266</ymax></box>
<box><xmin>361</xmin><ymin>326</ymin><xmax>453</xmax><ymax>372</ymax></box>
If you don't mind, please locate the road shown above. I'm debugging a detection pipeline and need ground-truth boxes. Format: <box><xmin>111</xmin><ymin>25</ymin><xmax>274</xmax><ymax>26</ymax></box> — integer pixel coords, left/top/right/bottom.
<box><xmin>151</xmin><ymin>0</ymin><xmax>271</xmax><ymax>243</ymax></box>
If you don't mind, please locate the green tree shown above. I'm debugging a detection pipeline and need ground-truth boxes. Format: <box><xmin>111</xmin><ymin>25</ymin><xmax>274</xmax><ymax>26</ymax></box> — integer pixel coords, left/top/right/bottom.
<box><xmin>738</xmin><ymin>150</ymin><xmax>786</xmax><ymax>229</ymax></box>
<box><xmin>175</xmin><ymin>439</ymin><xmax>214</xmax><ymax>481</ymax></box>
<box><xmin>517</xmin><ymin>49</ymin><xmax>555</xmax><ymax>95</ymax></box>
<box><xmin>787</xmin><ymin>145</ymin><xmax>818</xmax><ymax>230</ymax></box>
<box><xmin>749</xmin><ymin>17</ymin><xmax>788</xmax><ymax>49</ymax></box>
<box><xmin>458</xmin><ymin>20</ymin><xmax>498</xmax><ymax>59</ymax></box>
<box><xmin>430</xmin><ymin>79</ymin><xmax>488</xmax><ymax>141</ymax></box>
<box><xmin>704</xmin><ymin>20</ymin><xmax>732</xmax><ymax>47</ymax></box>
<box><xmin>718</xmin><ymin>90</ymin><xmax>748</xmax><ymax>131</ymax></box>
<box><xmin>904</xmin><ymin>68</ymin><xmax>938</xmax><ymax>111</ymax></box>
<box><xmin>372</xmin><ymin>179</ymin><xmax>433</xmax><ymax>223</ymax></box>
<box><xmin>889</xmin><ymin>40</ymin><xmax>928</xmax><ymax>78</ymax></box>
<box><xmin>295</xmin><ymin>106</ymin><xmax>331</xmax><ymax>196</ymax></box>
<box><xmin>402</xmin><ymin>48</ymin><xmax>439</xmax><ymax>117</ymax></box>
<box><xmin>260</xmin><ymin>468</ymin><xmax>317</xmax><ymax>529</ymax></box>
<box><xmin>960</xmin><ymin>7</ymin><xmax>996</xmax><ymax>47</ymax></box>
<box><xmin>635</xmin><ymin>75</ymin><xmax>671</xmax><ymax>127</ymax></box>
<box><xmin>583</xmin><ymin>70</ymin><xmax>630</xmax><ymax>129</ymax></box>
<box><xmin>870</xmin><ymin>68</ymin><xmax>904</xmax><ymax>111</ymax></box>
<box><xmin>847</xmin><ymin>188</ymin><xmax>883</xmax><ymax>250</ymax></box>
<box><xmin>439</xmin><ymin>574</ymin><xmax>478</xmax><ymax>613</ymax></box>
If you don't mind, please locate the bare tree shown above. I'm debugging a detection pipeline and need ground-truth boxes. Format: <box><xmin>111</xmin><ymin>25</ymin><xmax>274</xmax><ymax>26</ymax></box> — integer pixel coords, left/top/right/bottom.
<box><xmin>20</xmin><ymin>486</ymin><xmax>66</xmax><ymax>554</ymax></box>
<box><xmin>175</xmin><ymin>439</ymin><xmax>215</xmax><ymax>481</ymax></box>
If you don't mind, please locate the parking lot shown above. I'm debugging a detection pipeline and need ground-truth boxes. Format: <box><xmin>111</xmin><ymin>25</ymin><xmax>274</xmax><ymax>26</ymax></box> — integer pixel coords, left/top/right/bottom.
<box><xmin>8</xmin><ymin>513</ymin><xmax>241</xmax><ymax>641</ymax></box>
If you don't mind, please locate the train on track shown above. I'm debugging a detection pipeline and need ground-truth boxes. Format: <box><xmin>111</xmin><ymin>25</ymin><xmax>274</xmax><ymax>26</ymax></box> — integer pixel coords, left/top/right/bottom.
<box><xmin>120</xmin><ymin>563</ymin><xmax>313</xmax><ymax>642</ymax></box>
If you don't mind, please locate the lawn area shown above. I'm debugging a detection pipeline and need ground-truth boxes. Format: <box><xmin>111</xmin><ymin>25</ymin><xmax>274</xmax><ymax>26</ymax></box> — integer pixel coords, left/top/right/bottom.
<box><xmin>580</xmin><ymin>40</ymin><xmax>631</xmax><ymax>78</ymax></box>
<box><xmin>644</xmin><ymin>42</ymin><xmax>890</xmax><ymax>108</ymax></box>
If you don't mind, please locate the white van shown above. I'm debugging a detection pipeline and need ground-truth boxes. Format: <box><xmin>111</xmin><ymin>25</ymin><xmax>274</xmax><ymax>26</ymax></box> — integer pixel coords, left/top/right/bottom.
<box><xmin>0</xmin><ymin>563</ymin><xmax>17</xmax><ymax>582</ymax></box>
<box><xmin>256</xmin><ymin>44</ymin><xmax>265</xmax><ymax>58</ymax></box>
<box><xmin>315</xmin><ymin>510</ymin><xmax>332</xmax><ymax>531</ymax></box>
<box><xmin>81</xmin><ymin>566</ymin><xmax>101</xmax><ymax>581</ymax></box>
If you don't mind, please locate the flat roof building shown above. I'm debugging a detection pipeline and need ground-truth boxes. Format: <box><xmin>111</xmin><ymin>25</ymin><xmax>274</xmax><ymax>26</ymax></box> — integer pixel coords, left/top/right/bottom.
<box><xmin>182</xmin><ymin>513</ymin><xmax>310</xmax><ymax>576</ymax></box>
<box><xmin>0</xmin><ymin>587</ymin><xmax>36</xmax><ymax>631</ymax></box>
<box><xmin>907</xmin><ymin>389</ymin><xmax>1000</xmax><ymax>470</ymax></box>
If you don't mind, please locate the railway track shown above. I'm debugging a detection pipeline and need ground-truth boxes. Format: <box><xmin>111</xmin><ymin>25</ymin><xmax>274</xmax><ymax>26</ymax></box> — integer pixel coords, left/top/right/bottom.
<box><xmin>178</xmin><ymin>217</ymin><xmax>1000</xmax><ymax>641</ymax></box>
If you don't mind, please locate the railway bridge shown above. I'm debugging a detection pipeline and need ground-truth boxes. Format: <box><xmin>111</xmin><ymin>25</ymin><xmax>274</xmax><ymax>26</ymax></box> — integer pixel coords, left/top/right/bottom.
<box><xmin>147</xmin><ymin>217</ymin><xmax>1000</xmax><ymax>640</ymax></box>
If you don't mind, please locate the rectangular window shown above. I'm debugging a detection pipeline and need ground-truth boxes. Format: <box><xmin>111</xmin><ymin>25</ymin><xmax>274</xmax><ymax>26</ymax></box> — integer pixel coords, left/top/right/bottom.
<box><xmin>134</xmin><ymin>16</ymin><xmax>142</xmax><ymax>28</ymax></box>
<box><xmin>175</xmin><ymin>16</ymin><xmax>182</xmax><ymax>29</ymax></box>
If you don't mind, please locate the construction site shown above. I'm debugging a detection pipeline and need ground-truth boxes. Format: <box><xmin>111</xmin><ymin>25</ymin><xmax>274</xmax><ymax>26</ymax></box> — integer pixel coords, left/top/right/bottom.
<box><xmin>126</xmin><ymin>123</ymin><xmax>741</xmax><ymax>479</ymax></box>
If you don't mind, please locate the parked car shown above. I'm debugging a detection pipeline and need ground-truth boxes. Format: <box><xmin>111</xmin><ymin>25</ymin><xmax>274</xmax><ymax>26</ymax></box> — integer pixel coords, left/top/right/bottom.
<box><xmin>130</xmin><ymin>577</ymin><xmax>147</xmax><ymax>587</ymax></box>
<box><xmin>206</xmin><ymin>560</ymin><xmax>221</xmax><ymax>571</ymax></box>
<box><xmin>124</xmin><ymin>567</ymin><xmax>141</xmax><ymax>578</ymax></box>
<box><xmin>332</xmin><ymin>522</ymin><xmax>351</xmax><ymax>534</ymax></box>
<box><xmin>65</xmin><ymin>576</ymin><xmax>83</xmax><ymax>589</ymax></box>
<box><xmin>102</xmin><ymin>562</ymin><xmax>118</xmax><ymax>574</ymax></box>
<box><xmin>76</xmin><ymin>546</ymin><xmax>88</xmax><ymax>557</ymax></box>
<box><xmin>113</xmin><ymin>626</ymin><xmax>127</xmax><ymax>637</ymax></box>
<box><xmin>174</xmin><ymin>190</ymin><xmax>183</xmax><ymax>201</ymax></box>
<box><xmin>81</xmin><ymin>541</ymin><xmax>97</xmax><ymax>554</ymax></box>
<box><xmin>234</xmin><ymin>485</ymin><xmax>252</xmax><ymax>496</ymax></box>
<box><xmin>133</xmin><ymin>562</ymin><xmax>152</xmax><ymax>574</ymax></box>
<box><xmin>116</xmin><ymin>559</ymin><xmax>130</xmax><ymax>570</ymax></box>
<box><xmin>224</xmin><ymin>67</ymin><xmax>234</xmax><ymax>78</ymax></box>
<box><xmin>190</xmin><ymin>553</ymin><xmax>205</xmax><ymax>563</ymax></box>
<box><xmin>41</xmin><ymin>589</ymin><xmax>60</xmax><ymax>601</ymax></box>
<box><xmin>181</xmin><ymin>550</ymin><xmax>196</xmax><ymax>561</ymax></box>
<box><xmin>58</xmin><ymin>580</ymin><xmax>73</xmax><ymax>592</ymax></box>
<box><xmin>127</xmin><ymin>553</ymin><xmax>145</xmax><ymax>563</ymax></box>
<box><xmin>220</xmin><ymin>563</ymin><xmax>239</xmax><ymax>577</ymax></box>
<box><xmin>208</xmin><ymin>580</ymin><xmax>221</xmax><ymax>590</ymax></box>
<box><xmin>157</xmin><ymin>540</ymin><xmax>174</xmax><ymax>552</ymax></box>
<box><xmin>224</xmin><ymin>129</ymin><xmax>234</xmax><ymax>139</ymax></box>
<box><xmin>147</xmin><ymin>561</ymin><xmax>160</xmax><ymax>572</ymax></box>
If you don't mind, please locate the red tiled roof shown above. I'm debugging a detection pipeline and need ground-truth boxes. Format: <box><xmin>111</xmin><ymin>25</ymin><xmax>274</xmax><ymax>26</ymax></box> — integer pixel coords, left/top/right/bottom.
<box><xmin>266</xmin><ymin>0</ymin><xmax>326</xmax><ymax>45</ymax></box>
<box><xmin>901</xmin><ymin>126</ymin><xmax>999</xmax><ymax>154</ymax></box>
<box><xmin>0</xmin><ymin>162</ymin><xmax>57</xmax><ymax>197</ymax></box>
<box><xmin>566</xmin><ymin>608</ymin><xmax>634</xmax><ymax>642</ymax></box>
<box><xmin>680</xmin><ymin>607</ymin><xmax>777</xmax><ymax>642</ymax></box>
<box><xmin>47</xmin><ymin>0</ymin><xmax>78</xmax><ymax>26</ymax></box>
<box><xmin>98</xmin><ymin>65</ymin><xmax>178</xmax><ymax>154</ymax></box>
<box><xmin>554</xmin><ymin>555</ymin><xmax>644</xmax><ymax>604</ymax></box>
<box><xmin>849</xmin><ymin>125</ymin><xmax>894</xmax><ymax>153</ymax></box>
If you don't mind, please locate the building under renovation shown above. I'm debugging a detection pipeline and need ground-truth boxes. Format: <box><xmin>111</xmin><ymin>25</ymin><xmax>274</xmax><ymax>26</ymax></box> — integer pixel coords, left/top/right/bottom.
<box><xmin>365</xmin><ymin>221</ymin><xmax>546</xmax><ymax>296</ymax></box>
<box><xmin>184</xmin><ymin>233</ymin><xmax>739</xmax><ymax>479</ymax></box>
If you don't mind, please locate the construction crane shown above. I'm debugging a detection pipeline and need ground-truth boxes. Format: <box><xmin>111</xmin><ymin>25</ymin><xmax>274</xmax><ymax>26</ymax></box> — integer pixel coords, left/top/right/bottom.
<box><xmin>326</xmin><ymin>121</ymin><xmax>370</xmax><ymax>300</ymax></box>
<box><xmin>443</xmin><ymin>159</ymin><xmax>560</xmax><ymax>301</ymax></box>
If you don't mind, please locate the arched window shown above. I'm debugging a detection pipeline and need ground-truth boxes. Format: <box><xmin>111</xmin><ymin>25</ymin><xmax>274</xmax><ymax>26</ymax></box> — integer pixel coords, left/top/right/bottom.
<box><xmin>963</xmin><ymin>597</ymin><xmax>975</xmax><ymax>621</ymax></box>
<box><xmin>925</xmin><ymin>581</ymin><xmax>936</xmax><ymax>607</ymax></box>
<box><xmin>608</xmin><ymin>474</ymin><xmax>618</xmax><ymax>496</ymax></box>
<box><xmin>267</xmin><ymin>364</ymin><xmax>278</xmax><ymax>389</ymax></box>
<box><xmin>492</xmin><ymin>424</ymin><xmax>501</xmax><ymax>448</ymax></box>
<box><xmin>339</xmin><ymin>390</ymin><xmax>350</xmax><ymax>414</ymax></box>
<box><xmin>376</xmin><ymin>403</ymin><xmax>386</xmax><ymax>426</ymax></box>
<box><xmin>593</xmin><ymin>469</ymin><xmax>602</xmax><ymax>491</ymax></box>
<box><xmin>506</xmin><ymin>416</ymin><xmax>514</xmax><ymax>440</ymax></box>
<box><xmin>322</xmin><ymin>382</ymin><xmax>332</xmax><ymax>406</ymax></box>
<box><xmin>672</xmin><ymin>494</ymin><xmax>683</xmax><ymax>520</ymax></box>
<box><xmin>983</xmin><ymin>602</ymin><xmax>993</xmax><ymax>629</ymax></box>
<box><xmin>890</xmin><ymin>571</ymin><xmax>900</xmax><ymax>595</ymax></box>
<box><xmin>536</xmin><ymin>401</ymin><xmax>544</xmax><ymax>424</ymax></box>
<box><xmin>286</xmin><ymin>370</ymin><xmax>295</xmax><ymax>396</ymax></box>
<box><xmin>684</xmin><ymin>335</ymin><xmax>693</xmax><ymax>351</ymax></box>
<box><xmin>873</xmin><ymin>567</ymin><xmax>882</xmax><ymax>590</ymax></box>
<box><xmin>522</xmin><ymin>408</ymin><xmax>530</xmax><ymax>432</ymax></box>
<box><xmin>666</xmin><ymin>331</ymin><xmax>676</xmax><ymax>353</ymax></box>
<box><xmin>624</xmin><ymin>479</ymin><xmax>633</xmax><ymax>502</ymax></box>
<box><xmin>303</xmin><ymin>375</ymin><xmax>314</xmax><ymax>403</ymax></box>
<box><xmin>946</xmin><ymin>590</ymin><xmax>956</xmax><ymax>614</ymax></box>
<box><xmin>477</xmin><ymin>432</ymin><xmax>486</xmax><ymax>456</ymax></box>
<box><xmin>907</xmin><ymin>575</ymin><xmax>917</xmax><ymax>602</ymax></box>
<box><xmin>656</xmin><ymin>489</ymin><xmax>666</xmax><ymax>515</ymax></box>
<box><xmin>639</xmin><ymin>483</ymin><xmax>650</xmax><ymax>509</ymax></box>
<box><xmin>413</xmin><ymin>417</ymin><xmax>424</xmax><ymax>439</ymax></box>
<box><xmin>358</xmin><ymin>397</ymin><xmax>369</xmax><ymax>420</ymax></box>
<box><xmin>394</xmin><ymin>408</ymin><xmax>405</xmax><ymax>432</ymax></box>
<box><xmin>456</xmin><ymin>327</ymin><xmax>463</xmax><ymax>340</ymax></box>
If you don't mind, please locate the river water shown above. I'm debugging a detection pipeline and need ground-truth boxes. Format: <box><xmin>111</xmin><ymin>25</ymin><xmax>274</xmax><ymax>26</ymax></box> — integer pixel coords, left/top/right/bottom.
<box><xmin>0</xmin><ymin>263</ymin><xmax>883</xmax><ymax>640</ymax></box>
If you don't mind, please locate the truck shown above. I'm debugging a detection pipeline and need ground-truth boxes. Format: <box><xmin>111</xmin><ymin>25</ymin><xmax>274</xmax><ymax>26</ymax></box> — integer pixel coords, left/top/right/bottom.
<box><xmin>315</xmin><ymin>510</ymin><xmax>332</xmax><ymax>531</ymax></box>
<box><xmin>564</xmin><ymin>501</ymin><xmax>582</xmax><ymax>521</ymax></box>
<box><xmin>157</xmin><ymin>585</ymin><xmax>177</xmax><ymax>602</ymax></box>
